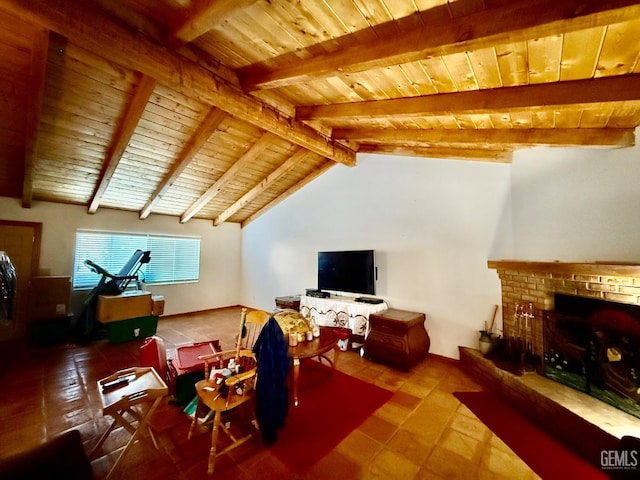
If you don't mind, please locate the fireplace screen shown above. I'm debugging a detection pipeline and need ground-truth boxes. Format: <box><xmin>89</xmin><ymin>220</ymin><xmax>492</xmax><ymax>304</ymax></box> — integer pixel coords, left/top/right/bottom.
<box><xmin>544</xmin><ymin>294</ymin><xmax>640</xmax><ymax>419</ymax></box>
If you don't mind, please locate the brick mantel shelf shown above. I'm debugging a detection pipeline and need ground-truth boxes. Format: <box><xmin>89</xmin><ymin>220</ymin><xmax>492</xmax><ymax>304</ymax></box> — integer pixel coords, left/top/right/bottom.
<box><xmin>488</xmin><ymin>260</ymin><xmax>640</xmax><ymax>278</ymax></box>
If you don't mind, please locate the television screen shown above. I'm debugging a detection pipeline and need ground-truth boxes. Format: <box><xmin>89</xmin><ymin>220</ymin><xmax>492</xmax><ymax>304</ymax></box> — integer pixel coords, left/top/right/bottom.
<box><xmin>317</xmin><ymin>250</ymin><xmax>375</xmax><ymax>295</ymax></box>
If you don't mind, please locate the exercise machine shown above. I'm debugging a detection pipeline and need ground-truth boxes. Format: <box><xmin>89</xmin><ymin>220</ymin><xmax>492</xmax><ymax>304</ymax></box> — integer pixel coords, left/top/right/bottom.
<box><xmin>75</xmin><ymin>249</ymin><xmax>151</xmax><ymax>343</ymax></box>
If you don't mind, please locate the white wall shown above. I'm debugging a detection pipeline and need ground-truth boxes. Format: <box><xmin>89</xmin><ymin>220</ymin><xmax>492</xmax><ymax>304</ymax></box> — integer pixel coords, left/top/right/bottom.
<box><xmin>0</xmin><ymin>197</ymin><xmax>241</xmax><ymax>316</ymax></box>
<box><xmin>6</xmin><ymin>130</ymin><xmax>638</xmax><ymax>358</ymax></box>
<box><xmin>242</xmin><ymin>154</ymin><xmax>513</xmax><ymax>359</ymax></box>
<box><xmin>510</xmin><ymin>137</ymin><xmax>640</xmax><ymax>262</ymax></box>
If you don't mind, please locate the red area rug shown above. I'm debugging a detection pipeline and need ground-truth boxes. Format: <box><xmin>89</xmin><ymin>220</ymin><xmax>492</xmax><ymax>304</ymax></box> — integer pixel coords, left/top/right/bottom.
<box><xmin>270</xmin><ymin>360</ymin><xmax>393</xmax><ymax>473</ymax></box>
<box><xmin>453</xmin><ymin>391</ymin><xmax>608</xmax><ymax>480</ymax></box>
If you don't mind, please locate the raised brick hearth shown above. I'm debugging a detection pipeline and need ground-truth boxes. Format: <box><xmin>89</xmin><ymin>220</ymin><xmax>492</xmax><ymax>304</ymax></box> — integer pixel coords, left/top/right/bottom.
<box><xmin>459</xmin><ymin>347</ymin><xmax>640</xmax><ymax>468</ymax></box>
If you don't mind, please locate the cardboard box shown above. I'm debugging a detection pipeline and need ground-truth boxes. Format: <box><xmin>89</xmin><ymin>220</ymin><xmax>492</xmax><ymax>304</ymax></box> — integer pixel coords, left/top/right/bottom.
<box><xmin>152</xmin><ymin>295</ymin><xmax>165</xmax><ymax>316</ymax></box>
<box><xmin>29</xmin><ymin>276</ymin><xmax>71</xmax><ymax>320</ymax></box>
<box><xmin>105</xmin><ymin>315</ymin><xmax>158</xmax><ymax>343</ymax></box>
<box><xmin>97</xmin><ymin>290</ymin><xmax>152</xmax><ymax>323</ymax></box>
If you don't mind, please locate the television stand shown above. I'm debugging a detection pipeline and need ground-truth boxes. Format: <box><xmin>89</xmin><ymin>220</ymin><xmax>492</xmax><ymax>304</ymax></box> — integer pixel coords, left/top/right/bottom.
<box><xmin>299</xmin><ymin>295</ymin><xmax>388</xmax><ymax>339</ymax></box>
<box><xmin>354</xmin><ymin>297</ymin><xmax>384</xmax><ymax>304</ymax></box>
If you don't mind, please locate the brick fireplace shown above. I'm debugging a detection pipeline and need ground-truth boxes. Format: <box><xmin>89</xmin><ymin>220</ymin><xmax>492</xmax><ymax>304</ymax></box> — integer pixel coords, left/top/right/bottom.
<box><xmin>488</xmin><ymin>260</ymin><xmax>640</xmax><ymax>360</ymax></box>
<box><xmin>457</xmin><ymin>260</ymin><xmax>640</xmax><ymax>469</ymax></box>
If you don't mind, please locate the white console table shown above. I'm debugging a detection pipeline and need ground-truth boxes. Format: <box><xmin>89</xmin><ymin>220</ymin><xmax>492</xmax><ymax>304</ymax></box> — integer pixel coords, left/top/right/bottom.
<box><xmin>299</xmin><ymin>295</ymin><xmax>388</xmax><ymax>338</ymax></box>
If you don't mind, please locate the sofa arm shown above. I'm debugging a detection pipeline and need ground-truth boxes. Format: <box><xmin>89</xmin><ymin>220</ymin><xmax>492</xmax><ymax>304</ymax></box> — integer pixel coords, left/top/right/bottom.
<box><xmin>0</xmin><ymin>429</ymin><xmax>93</xmax><ymax>480</ymax></box>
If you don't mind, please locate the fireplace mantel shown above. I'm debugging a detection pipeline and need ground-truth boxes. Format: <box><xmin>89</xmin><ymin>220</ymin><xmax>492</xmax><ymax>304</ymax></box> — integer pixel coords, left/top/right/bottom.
<box><xmin>488</xmin><ymin>260</ymin><xmax>640</xmax><ymax>278</ymax></box>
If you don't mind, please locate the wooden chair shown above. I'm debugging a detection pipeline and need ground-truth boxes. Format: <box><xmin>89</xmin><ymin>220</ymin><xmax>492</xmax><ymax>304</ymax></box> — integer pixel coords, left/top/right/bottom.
<box><xmin>239</xmin><ymin>308</ymin><xmax>270</xmax><ymax>350</ymax></box>
<box><xmin>187</xmin><ymin>308</ymin><xmax>266</xmax><ymax>475</ymax></box>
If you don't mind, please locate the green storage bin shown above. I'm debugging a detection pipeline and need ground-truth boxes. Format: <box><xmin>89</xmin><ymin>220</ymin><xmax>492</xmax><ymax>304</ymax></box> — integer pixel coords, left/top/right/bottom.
<box><xmin>172</xmin><ymin>370</ymin><xmax>203</xmax><ymax>405</ymax></box>
<box><xmin>104</xmin><ymin>315</ymin><xmax>158</xmax><ymax>343</ymax></box>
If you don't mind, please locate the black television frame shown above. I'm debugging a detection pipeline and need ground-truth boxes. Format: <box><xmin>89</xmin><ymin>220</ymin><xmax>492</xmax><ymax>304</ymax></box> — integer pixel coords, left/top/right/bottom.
<box><xmin>317</xmin><ymin>249</ymin><xmax>376</xmax><ymax>296</ymax></box>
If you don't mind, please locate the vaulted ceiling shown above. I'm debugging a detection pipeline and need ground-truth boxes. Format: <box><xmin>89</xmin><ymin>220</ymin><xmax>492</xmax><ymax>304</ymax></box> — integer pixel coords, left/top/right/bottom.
<box><xmin>1</xmin><ymin>0</ymin><xmax>639</xmax><ymax>226</ymax></box>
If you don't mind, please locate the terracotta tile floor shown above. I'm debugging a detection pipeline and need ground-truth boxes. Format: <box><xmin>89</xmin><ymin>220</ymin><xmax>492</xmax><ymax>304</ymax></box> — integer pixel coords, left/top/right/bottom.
<box><xmin>0</xmin><ymin>306</ymin><xmax>540</xmax><ymax>479</ymax></box>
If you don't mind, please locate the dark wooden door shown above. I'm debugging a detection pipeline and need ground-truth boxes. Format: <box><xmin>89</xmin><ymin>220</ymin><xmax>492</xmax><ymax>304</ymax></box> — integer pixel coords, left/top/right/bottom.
<box><xmin>0</xmin><ymin>221</ymin><xmax>41</xmax><ymax>341</ymax></box>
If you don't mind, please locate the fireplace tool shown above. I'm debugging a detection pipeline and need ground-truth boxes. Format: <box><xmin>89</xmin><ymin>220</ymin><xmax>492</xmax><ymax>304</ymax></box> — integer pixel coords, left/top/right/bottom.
<box><xmin>509</xmin><ymin>303</ymin><xmax>536</xmax><ymax>371</ymax></box>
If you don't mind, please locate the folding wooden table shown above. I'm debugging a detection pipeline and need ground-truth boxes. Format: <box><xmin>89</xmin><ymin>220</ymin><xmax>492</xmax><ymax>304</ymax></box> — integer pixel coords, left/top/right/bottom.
<box><xmin>90</xmin><ymin>366</ymin><xmax>168</xmax><ymax>479</ymax></box>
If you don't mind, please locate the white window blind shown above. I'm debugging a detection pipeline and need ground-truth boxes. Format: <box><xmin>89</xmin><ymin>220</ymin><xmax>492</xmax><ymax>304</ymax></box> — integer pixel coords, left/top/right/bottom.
<box><xmin>73</xmin><ymin>231</ymin><xmax>200</xmax><ymax>289</ymax></box>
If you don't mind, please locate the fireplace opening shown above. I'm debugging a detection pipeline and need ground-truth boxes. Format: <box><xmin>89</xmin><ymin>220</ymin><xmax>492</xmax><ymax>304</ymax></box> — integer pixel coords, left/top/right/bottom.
<box><xmin>544</xmin><ymin>293</ymin><xmax>640</xmax><ymax>419</ymax></box>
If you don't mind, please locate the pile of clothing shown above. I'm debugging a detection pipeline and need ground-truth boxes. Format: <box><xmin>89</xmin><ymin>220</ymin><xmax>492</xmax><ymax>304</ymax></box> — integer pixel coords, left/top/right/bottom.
<box><xmin>0</xmin><ymin>251</ymin><xmax>16</xmax><ymax>325</ymax></box>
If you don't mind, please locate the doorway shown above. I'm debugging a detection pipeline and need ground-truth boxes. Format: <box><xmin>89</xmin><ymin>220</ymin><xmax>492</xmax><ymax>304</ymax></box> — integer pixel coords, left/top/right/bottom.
<box><xmin>0</xmin><ymin>221</ymin><xmax>41</xmax><ymax>341</ymax></box>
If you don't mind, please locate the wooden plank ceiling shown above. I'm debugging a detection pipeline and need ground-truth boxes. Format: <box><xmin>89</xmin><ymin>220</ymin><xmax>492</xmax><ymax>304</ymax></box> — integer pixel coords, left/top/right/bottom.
<box><xmin>0</xmin><ymin>0</ymin><xmax>639</xmax><ymax>226</ymax></box>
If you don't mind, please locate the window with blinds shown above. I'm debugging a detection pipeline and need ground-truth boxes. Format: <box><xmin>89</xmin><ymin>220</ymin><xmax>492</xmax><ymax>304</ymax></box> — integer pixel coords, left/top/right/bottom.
<box><xmin>73</xmin><ymin>230</ymin><xmax>200</xmax><ymax>289</ymax></box>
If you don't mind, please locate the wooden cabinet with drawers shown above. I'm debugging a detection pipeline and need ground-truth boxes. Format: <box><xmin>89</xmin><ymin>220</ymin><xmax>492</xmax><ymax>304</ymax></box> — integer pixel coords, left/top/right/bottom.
<box><xmin>364</xmin><ymin>308</ymin><xmax>429</xmax><ymax>371</ymax></box>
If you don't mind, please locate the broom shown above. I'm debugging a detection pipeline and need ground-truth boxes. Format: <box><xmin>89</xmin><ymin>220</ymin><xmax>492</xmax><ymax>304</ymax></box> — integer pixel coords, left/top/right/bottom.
<box><xmin>484</xmin><ymin>304</ymin><xmax>499</xmax><ymax>334</ymax></box>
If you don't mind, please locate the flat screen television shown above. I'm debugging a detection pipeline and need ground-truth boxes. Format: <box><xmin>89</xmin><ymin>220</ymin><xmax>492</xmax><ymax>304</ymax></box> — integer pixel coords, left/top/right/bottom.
<box><xmin>317</xmin><ymin>249</ymin><xmax>376</xmax><ymax>295</ymax></box>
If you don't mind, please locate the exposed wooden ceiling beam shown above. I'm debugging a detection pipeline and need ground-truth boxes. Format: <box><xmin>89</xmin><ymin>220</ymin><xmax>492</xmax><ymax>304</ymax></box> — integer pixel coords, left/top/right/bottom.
<box><xmin>181</xmin><ymin>132</ymin><xmax>278</xmax><ymax>223</ymax></box>
<box><xmin>333</xmin><ymin>128</ymin><xmax>636</xmax><ymax>148</ymax></box>
<box><xmin>140</xmin><ymin>108</ymin><xmax>227</xmax><ymax>220</ymax></box>
<box><xmin>241</xmin><ymin>0</ymin><xmax>640</xmax><ymax>90</ymax></box>
<box><xmin>358</xmin><ymin>145</ymin><xmax>513</xmax><ymax>163</ymax></box>
<box><xmin>297</xmin><ymin>75</ymin><xmax>640</xmax><ymax>120</ymax></box>
<box><xmin>241</xmin><ymin>160</ymin><xmax>336</xmax><ymax>228</ymax></box>
<box><xmin>22</xmin><ymin>27</ymin><xmax>49</xmax><ymax>208</ymax></box>
<box><xmin>88</xmin><ymin>73</ymin><xmax>157</xmax><ymax>214</ymax></box>
<box><xmin>90</xmin><ymin>0</ymin><xmax>166</xmax><ymax>44</ymax></box>
<box><xmin>213</xmin><ymin>147</ymin><xmax>311</xmax><ymax>226</ymax></box>
<box><xmin>2</xmin><ymin>0</ymin><xmax>356</xmax><ymax>167</ymax></box>
<box><xmin>166</xmin><ymin>0</ymin><xmax>258</xmax><ymax>49</ymax></box>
